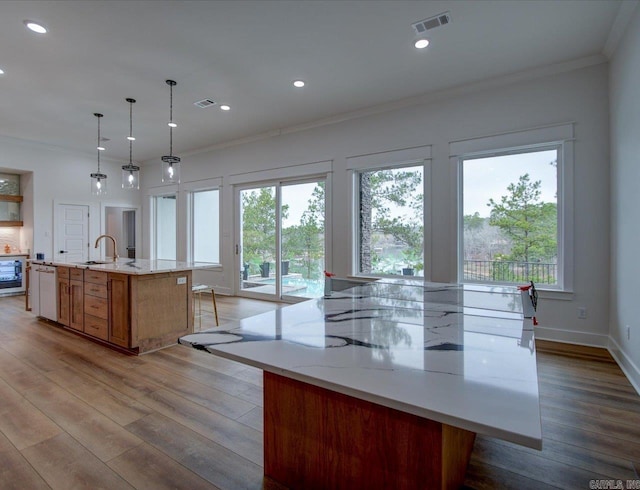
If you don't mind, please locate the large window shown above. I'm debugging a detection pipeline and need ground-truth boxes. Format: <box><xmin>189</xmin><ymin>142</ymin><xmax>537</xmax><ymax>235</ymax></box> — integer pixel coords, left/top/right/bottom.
<box><xmin>153</xmin><ymin>194</ymin><xmax>176</xmax><ymax>260</ymax></box>
<box><xmin>191</xmin><ymin>188</ymin><xmax>220</xmax><ymax>263</ymax></box>
<box><xmin>357</xmin><ymin>164</ymin><xmax>424</xmax><ymax>277</ymax></box>
<box><xmin>460</xmin><ymin>147</ymin><xmax>560</xmax><ymax>286</ymax></box>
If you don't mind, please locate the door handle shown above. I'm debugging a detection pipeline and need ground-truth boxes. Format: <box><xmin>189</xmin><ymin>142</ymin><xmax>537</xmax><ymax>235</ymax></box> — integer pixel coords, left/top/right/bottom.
<box><xmin>59</xmin><ymin>250</ymin><xmax>68</xmax><ymax>254</ymax></box>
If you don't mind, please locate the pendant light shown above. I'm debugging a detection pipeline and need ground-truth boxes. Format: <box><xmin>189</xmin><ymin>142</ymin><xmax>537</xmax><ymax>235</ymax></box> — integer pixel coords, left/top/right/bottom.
<box><xmin>90</xmin><ymin>113</ymin><xmax>107</xmax><ymax>195</ymax></box>
<box><xmin>161</xmin><ymin>79</ymin><xmax>181</xmax><ymax>183</ymax></box>
<box><xmin>121</xmin><ymin>98</ymin><xmax>140</xmax><ymax>189</ymax></box>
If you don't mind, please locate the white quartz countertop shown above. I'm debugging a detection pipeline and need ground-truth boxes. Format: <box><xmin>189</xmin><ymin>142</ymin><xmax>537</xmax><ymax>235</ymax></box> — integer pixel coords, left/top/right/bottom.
<box><xmin>30</xmin><ymin>257</ymin><xmax>217</xmax><ymax>275</ymax></box>
<box><xmin>180</xmin><ymin>278</ymin><xmax>542</xmax><ymax>449</ymax></box>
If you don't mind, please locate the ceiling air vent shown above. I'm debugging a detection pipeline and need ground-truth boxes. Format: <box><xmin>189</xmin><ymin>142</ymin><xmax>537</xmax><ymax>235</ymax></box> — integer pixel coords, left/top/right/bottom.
<box><xmin>194</xmin><ymin>98</ymin><xmax>216</xmax><ymax>109</ymax></box>
<box><xmin>412</xmin><ymin>12</ymin><xmax>451</xmax><ymax>35</ymax></box>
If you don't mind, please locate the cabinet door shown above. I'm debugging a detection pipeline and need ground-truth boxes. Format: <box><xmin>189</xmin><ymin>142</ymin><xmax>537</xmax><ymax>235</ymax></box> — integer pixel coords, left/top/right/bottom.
<box><xmin>69</xmin><ymin>279</ymin><xmax>84</xmax><ymax>331</ymax></box>
<box><xmin>57</xmin><ymin>276</ymin><xmax>70</xmax><ymax>326</ymax></box>
<box><xmin>108</xmin><ymin>273</ymin><xmax>130</xmax><ymax>348</ymax></box>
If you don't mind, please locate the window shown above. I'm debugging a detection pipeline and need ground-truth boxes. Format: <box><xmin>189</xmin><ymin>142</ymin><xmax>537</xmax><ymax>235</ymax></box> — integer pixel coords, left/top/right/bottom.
<box><xmin>453</xmin><ymin>123</ymin><xmax>574</xmax><ymax>291</ymax></box>
<box><xmin>461</xmin><ymin>147</ymin><xmax>559</xmax><ymax>286</ymax></box>
<box><xmin>356</xmin><ymin>164</ymin><xmax>424</xmax><ymax>277</ymax></box>
<box><xmin>191</xmin><ymin>188</ymin><xmax>220</xmax><ymax>263</ymax></box>
<box><xmin>153</xmin><ymin>194</ymin><xmax>176</xmax><ymax>260</ymax></box>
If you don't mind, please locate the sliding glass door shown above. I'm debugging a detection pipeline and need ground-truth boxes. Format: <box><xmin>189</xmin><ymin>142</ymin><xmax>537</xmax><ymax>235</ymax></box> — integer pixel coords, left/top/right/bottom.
<box><xmin>237</xmin><ymin>179</ymin><xmax>325</xmax><ymax>301</ymax></box>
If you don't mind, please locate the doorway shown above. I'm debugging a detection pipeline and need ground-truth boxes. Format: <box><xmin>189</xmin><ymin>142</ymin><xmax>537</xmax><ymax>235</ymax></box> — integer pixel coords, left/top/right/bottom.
<box><xmin>105</xmin><ymin>206</ymin><xmax>138</xmax><ymax>259</ymax></box>
<box><xmin>236</xmin><ymin>179</ymin><xmax>326</xmax><ymax>301</ymax></box>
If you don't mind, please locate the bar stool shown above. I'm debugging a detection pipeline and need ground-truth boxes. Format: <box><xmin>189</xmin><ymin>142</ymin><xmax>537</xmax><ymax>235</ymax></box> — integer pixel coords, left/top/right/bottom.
<box><xmin>192</xmin><ymin>284</ymin><xmax>219</xmax><ymax>329</ymax></box>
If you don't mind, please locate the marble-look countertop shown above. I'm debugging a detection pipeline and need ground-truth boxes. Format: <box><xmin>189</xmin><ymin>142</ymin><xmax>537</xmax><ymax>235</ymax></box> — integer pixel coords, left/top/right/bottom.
<box><xmin>30</xmin><ymin>257</ymin><xmax>217</xmax><ymax>275</ymax></box>
<box><xmin>180</xmin><ymin>278</ymin><xmax>542</xmax><ymax>449</ymax></box>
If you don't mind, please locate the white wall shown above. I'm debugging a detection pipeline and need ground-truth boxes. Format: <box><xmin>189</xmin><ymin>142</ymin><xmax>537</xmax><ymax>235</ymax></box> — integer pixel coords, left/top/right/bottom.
<box><xmin>0</xmin><ymin>136</ymin><xmax>140</xmax><ymax>259</ymax></box>
<box><xmin>141</xmin><ymin>62</ymin><xmax>611</xmax><ymax>345</ymax></box>
<box><xmin>609</xmin><ymin>4</ymin><xmax>640</xmax><ymax>391</ymax></box>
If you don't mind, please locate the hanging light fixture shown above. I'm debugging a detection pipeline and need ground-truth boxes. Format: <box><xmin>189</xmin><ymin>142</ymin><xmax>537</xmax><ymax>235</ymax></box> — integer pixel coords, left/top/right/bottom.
<box><xmin>90</xmin><ymin>113</ymin><xmax>108</xmax><ymax>195</ymax></box>
<box><xmin>161</xmin><ymin>79</ymin><xmax>181</xmax><ymax>183</ymax></box>
<box><xmin>122</xmin><ymin>98</ymin><xmax>140</xmax><ymax>189</ymax></box>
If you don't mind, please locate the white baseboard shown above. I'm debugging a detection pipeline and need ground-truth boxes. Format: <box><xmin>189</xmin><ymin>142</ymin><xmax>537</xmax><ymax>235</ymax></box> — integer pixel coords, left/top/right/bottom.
<box><xmin>608</xmin><ymin>337</ymin><xmax>640</xmax><ymax>396</ymax></box>
<box><xmin>534</xmin><ymin>325</ymin><xmax>609</xmax><ymax>348</ymax></box>
<box><xmin>535</xmin><ymin>327</ymin><xmax>640</xmax><ymax>396</ymax></box>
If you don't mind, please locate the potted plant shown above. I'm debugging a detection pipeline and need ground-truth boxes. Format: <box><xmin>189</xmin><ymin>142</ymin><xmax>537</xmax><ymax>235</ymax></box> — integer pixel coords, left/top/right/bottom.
<box><xmin>402</xmin><ymin>249</ymin><xmax>423</xmax><ymax>276</ymax></box>
<box><xmin>260</xmin><ymin>261</ymin><xmax>270</xmax><ymax>278</ymax></box>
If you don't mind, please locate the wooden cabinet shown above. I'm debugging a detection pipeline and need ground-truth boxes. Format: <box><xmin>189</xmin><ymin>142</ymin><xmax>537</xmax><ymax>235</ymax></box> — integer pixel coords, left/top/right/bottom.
<box><xmin>108</xmin><ymin>273</ymin><xmax>129</xmax><ymax>348</ymax></box>
<box><xmin>56</xmin><ymin>267</ymin><xmax>84</xmax><ymax>331</ymax></box>
<box><xmin>47</xmin><ymin>266</ymin><xmax>190</xmax><ymax>354</ymax></box>
<box><xmin>57</xmin><ymin>267</ymin><xmax>70</xmax><ymax>326</ymax></box>
<box><xmin>84</xmin><ymin>270</ymin><xmax>108</xmax><ymax>341</ymax></box>
<box><xmin>0</xmin><ymin>194</ymin><xmax>23</xmax><ymax>227</ymax></box>
<box><xmin>69</xmin><ymin>269</ymin><xmax>84</xmax><ymax>332</ymax></box>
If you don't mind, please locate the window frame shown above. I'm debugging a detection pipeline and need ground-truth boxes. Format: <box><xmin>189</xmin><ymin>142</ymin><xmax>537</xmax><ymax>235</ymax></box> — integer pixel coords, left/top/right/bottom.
<box><xmin>150</xmin><ymin>190</ymin><xmax>178</xmax><ymax>261</ymax></box>
<box><xmin>183</xmin><ymin>178</ymin><xmax>222</xmax><ymax>265</ymax></box>
<box><xmin>451</xmin><ymin>123</ymin><xmax>574</xmax><ymax>291</ymax></box>
<box><xmin>347</xmin><ymin>145</ymin><xmax>432</xmax><ymax>280</ymax></box>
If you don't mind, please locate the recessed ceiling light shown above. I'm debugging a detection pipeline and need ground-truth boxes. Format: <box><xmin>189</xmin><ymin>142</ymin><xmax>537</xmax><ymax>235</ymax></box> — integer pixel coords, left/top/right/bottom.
<box><xmin>24</xmin><ymin>21</ymin><xmax>47</xmax><ymax>34</ymax></box>
<box><xmin>414</xmin><ymin>39</ymin><xmax>430</xmax><ymax>49</ymax></box>
<box><xmin>293</xmin><ymin>80</ymin><xmax>305</xmax><ymax>88</ymax></box>
<box><xmin>127</xmin><ymin>136</ymin><xmax>136</xmax><ymax>141</ymax></box>
<box><xmin>220</xmin><ymin>105</ymin><xmax>231</xmax><ymax>111</ymax></box>
<box><xmin>168</xmin><ymin>121</ymin><xmax>177</xmax><ymax>128</ymax></box>
<box><xmin>97</xmin><ymin>146</ymin><xmax>106</xmax><ymax>151</ymax></box>
<box><xmin>0</xmin><ymin>68</ymin><xmax>4</xmax><ymax>75</ymax></box>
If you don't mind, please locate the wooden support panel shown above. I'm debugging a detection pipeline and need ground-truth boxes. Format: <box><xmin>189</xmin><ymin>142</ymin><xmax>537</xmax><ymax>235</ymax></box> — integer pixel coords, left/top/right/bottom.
<box><xmin>264</xmin><ymin>372</ymin><xmax>475</xmax><ymax>490</ymax></box>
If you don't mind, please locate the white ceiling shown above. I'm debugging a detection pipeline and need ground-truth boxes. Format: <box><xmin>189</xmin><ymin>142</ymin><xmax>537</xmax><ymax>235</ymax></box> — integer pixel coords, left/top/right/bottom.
<box><xmin>0</xmin><ymin>0</ymin><xmax>623</xmax><ymax>163</ymax></box>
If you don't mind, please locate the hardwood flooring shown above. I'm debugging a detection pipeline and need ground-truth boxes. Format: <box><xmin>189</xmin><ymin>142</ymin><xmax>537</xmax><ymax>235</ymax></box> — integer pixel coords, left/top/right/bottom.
<box><xmin>0</xmin><ymin>293</ymin><xmax>638</xmax><ymax>489</ymax></box>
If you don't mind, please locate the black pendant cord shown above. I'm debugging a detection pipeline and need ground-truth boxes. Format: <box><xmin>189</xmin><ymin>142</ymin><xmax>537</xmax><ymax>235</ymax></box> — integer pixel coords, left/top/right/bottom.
<box><xmin>97</xmin><ymin>115</ymin><xmax>101</xmax><ymax>173</ymax></box>
<box><xmin>169</xmin><ymin>81</ymin><xmax>174</xmax><ymax>156</ymax></box>
<box><xmin>94</xmin><ymin>112</ymin><xmax>103</xmax><ymax>174</ymax></box>
<box><xmin>127</xmin><ymin>98</ymin><xmax>135</xmax><ymax>165</ymax></box>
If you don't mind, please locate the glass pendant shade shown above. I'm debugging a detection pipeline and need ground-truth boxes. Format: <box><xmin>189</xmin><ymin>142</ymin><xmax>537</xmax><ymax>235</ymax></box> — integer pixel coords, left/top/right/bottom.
<box><xmin>122</xmin><ymin>98</ymin><xmax>140</xmax><ymax>189</ymax></box>
<box><xmin>161</xmin><ymin>156</ymin><xmax>180</xmax><ymax>183</ymax></box>
<box><xmin>91</xmin><ymin>113</ymin><xmax>107</xmax><ymax>196</ymax></box>
<box><xmin>91</xmin><ymin>172</ymin><xmax>108</xmax><ymax>196</ymax></box>
<box><xmin>121</xmin><ymin>164</ymin><xmax>140</xmax><ymax>189</ymax></box>
<box><xmin>161</xmin><ymin>79</ymin><xmax>181</xmax><ymax>183</ymax></box>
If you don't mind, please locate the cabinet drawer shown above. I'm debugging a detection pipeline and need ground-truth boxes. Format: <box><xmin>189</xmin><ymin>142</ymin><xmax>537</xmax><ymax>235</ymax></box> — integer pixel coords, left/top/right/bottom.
<box><xmin>84</xmin><ymin>294</ymin><xmax>108</xmax><ymax>320</ymax></box>
<box><xmin>57</xmin><ymin>266</ymin><xmax>70</xmax><ymax>278</ymax></box>
<box><xmin>70</xmin><ymin>268</ymin><xmax>84</xmax><ymax>280</ymax></box>
<box><xmin>84</xmin><ymin>314</ymin><xmax>108</xmax><ymax>341</ymax></box>
<box><xmin>84</xmin><ymin>282</ymin><xmax>107</xmax><ymax>298</ymax></box>
<box><xmin>84</xmin><ymin>270</ymin><xmax>107</xmax><ymax>285</ymax></box>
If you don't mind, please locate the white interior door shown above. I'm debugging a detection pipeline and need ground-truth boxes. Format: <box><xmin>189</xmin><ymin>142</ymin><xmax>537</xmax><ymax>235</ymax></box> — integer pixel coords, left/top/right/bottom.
<box><xmin>56</xmin><ymin>204</ymin><xmax>89</xmax><ymax>262</ymax></box>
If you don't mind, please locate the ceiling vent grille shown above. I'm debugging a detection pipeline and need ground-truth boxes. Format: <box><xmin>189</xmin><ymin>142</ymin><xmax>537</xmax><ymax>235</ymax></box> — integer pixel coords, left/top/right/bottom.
<box><xmin>194</xmin><ymin>98</ymin><xmax>216</xmax><ymax>108</ymax></box>
<box><xmin>412</xmin><ymin>12</ymin><xmax>451</xmax><ymax>35</ymax></box>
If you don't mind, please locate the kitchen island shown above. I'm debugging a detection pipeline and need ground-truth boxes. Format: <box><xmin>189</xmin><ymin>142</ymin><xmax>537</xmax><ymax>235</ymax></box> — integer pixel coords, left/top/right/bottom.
<box><xmin>31</xmin><ymin>258</ymin><xmax>216</xmax><ymax>354</ymax></box>
<box><xmin>180</xmin><ymin>278</ymin><xmax>541</xmax><ymax>489</ymax></box>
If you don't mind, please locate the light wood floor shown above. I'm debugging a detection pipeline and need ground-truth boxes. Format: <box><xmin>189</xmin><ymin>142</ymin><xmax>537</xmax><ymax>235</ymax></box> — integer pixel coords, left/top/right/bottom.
<box><xmin>0</xmin><ymin>294</ymin><xmax>638</xmax><ymax>489</ymax></box>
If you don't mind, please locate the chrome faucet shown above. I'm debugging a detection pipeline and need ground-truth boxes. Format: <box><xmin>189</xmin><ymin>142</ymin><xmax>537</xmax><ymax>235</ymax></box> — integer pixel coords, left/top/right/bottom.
<box><xmin>94</xmin><ymin>234</ymin><xmax>119</xmax><ymax>262</ymax></box>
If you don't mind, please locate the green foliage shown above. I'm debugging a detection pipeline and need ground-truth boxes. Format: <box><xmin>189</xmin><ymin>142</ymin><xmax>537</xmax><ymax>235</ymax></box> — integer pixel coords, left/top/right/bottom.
<box><xmin>366</xmin><ymin>168</ymin><xmax>423</xmax><ymax>271</ymax></box>
<box><xmin>241</xmin><ymin>183</ymin><xmax>324</xmax><ymax>280</ymax></box>
<box><xmin>487</xmin><ymin>174</ymin><xmax>557</xmax><ymax>263</ymax></box>
<box><xmin>282</xmin><ymin>183</ymin><xmax>325</xmax><ymax>279</ymax></box>
<box><xmin>463</xmin><ymin>212</ymin><xmax>484</xmax><ymax>231</ymax></box>
<box><xmin>241</xmin><ymin>188</ymin><xmax>288</xmax><ymax>268</ymax></box>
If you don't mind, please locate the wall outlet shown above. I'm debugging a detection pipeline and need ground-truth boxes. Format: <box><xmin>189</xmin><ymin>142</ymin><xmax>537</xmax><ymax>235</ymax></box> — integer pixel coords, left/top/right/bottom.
<box><xmin>627</xmin><ymin>325</ymin><xmax>631</xmax><ymax>340</ymax></box>
<box><xmin>577</xmin><ymin>307</ymin><xmax>587</xmax><ymax>319</ymax></box>
<box><xmin>177</xmin><ymin>277</ymin><xmax>187</xmax><ymax>285</ymax></box>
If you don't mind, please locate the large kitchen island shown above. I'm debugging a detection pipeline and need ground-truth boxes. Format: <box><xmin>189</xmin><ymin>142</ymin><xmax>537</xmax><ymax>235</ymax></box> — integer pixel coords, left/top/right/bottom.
<box><xmin>31</xmin><ymin>258</ymin><xmax>215</xmax><ymax>354</ymax></box>
<box><xmin>180</xmin><ymin>278</ymin><xmax>542</xmax><ymax>490</ymax></box>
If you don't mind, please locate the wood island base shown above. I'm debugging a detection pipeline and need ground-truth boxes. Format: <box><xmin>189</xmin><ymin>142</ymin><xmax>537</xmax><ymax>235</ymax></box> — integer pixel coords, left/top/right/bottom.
<box><xmin>264</xmin><ymin>372</ymin><xmax>476</xmax><ymax>490</ymax></box>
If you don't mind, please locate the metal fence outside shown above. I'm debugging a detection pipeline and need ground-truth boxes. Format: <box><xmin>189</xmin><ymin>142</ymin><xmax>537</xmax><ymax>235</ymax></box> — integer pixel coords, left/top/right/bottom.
<box><xmin>463</xmin><ymin>259</ymin><xmax>557</xmax><ymax>284</ymax></box>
